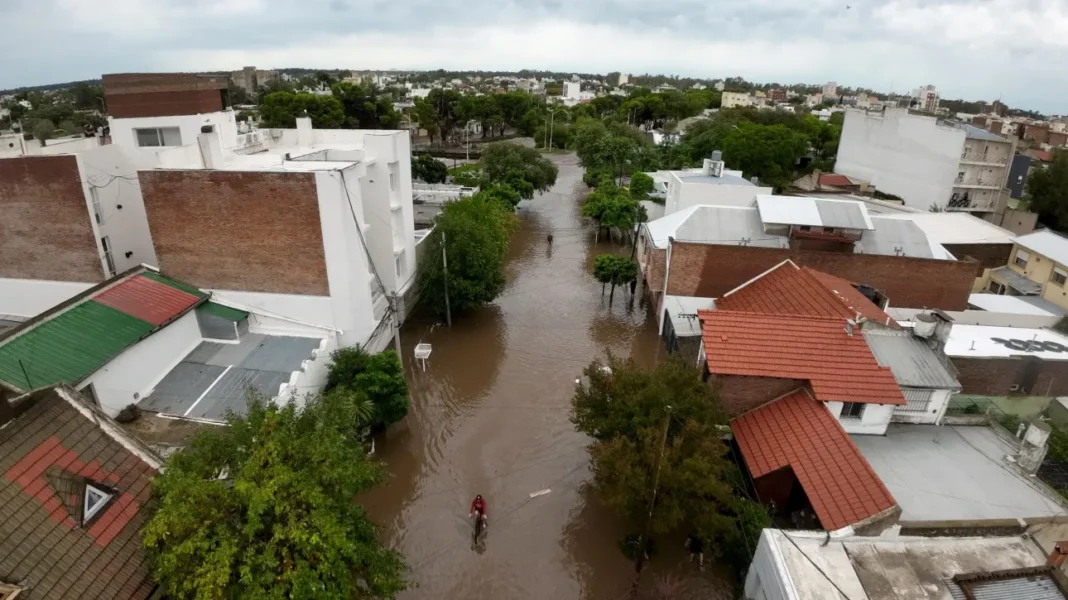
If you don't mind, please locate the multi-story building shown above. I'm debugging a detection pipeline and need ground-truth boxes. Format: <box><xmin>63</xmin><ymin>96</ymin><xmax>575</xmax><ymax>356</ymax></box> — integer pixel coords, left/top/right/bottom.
<box><xmin>822</xmin><ymin>81</ymin><xmax>837</xmax><ymax>98</ymax></box>
<box><xmin>988</xmin><ymin>229</ymin><xmax>1068</xmax><ymax>312</ymax></box>
<box><xmin>911</xmin><ymin>84</ymin><xmax>940</xmax><ymax>112</ymax></box>
<box><xmin>230</xmin><ymin>66</ymin><xmax>278</xmax><ymax>94</ymax></box>
<box><xmin>720</xmin><ymin>91</ymin><xmax>751</xmax><ymax>108</ymax></box>
<box><xmin>835</xmin><ymin>108</ymin><xmax>1015</xmax><ymax>218</ymax></box>
<box><xmin>767</xmin><ymin>89</ymin><xmax>787</xmax><ymax>103</ymax></box>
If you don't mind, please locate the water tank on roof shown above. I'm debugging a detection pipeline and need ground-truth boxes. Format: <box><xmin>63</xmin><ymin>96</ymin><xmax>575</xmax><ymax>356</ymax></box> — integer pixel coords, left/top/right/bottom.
<box><xmin>913</xmin><ymin>313</ymin><xmax>937</xmax><ymax>338</ymax></box>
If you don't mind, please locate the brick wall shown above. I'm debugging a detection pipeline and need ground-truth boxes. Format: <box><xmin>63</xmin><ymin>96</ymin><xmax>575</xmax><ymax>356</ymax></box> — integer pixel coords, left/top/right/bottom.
<box><xmin>0</xmin><ymin>156</ymin><xmax>102</xmax><ymax>282</ymax></box>
<box><xmin>953</xmin><ymin>356</ymin><xmax>1068</xmax><ymax>396</ymax></box>
<box><xmin>943</xmin><ymin>243</ymin><xmax>1013</xmax><ymax>272</ymax></box>
<box><xmin>140</xmin><ymin>170</ymin><xmax>329</xmax><ymax>295</ymax></box>
<box><xmin>662</xmin><ymin>242</ymin><xmax>976</xmax><ymax>310</ymax></box>
<box><xmin>713</xmin><ymin>374</ymin><xmax>807</xmax><ymax>416</ymax></box>
<box><xmin>106</xmin><ymin>90</ymin><xmax>225</xmax><ymax>119</ymax></box>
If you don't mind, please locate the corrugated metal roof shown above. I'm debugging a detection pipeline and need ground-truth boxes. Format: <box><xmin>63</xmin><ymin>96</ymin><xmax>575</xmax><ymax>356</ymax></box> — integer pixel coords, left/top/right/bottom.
<box><xmin>991</xmin><ymin>266</ymin><xmax>1043</xmax><ymax>295</ymax></box>
<box><xmin>949</xmin><ymin>571</ymin><xmax>1066</xmax><ymax>600</ymax></box>
<box><xmin>142</xmin><ymin>271</ymin><xmax>207</xmax><ymax>298</ymax></box>
<box><xmin>0</xmin><ymin>302</ymin><xmax>154</xmax><ymax>389</ymax></box>
<box><xmin>674</xmin><ymin>206</ymin><xmax>789</xmax><ymax>248</ymax></box>
<box><xmin>197</xmin><ymin>302</ymin><xmax>248</xmax><ymax>322</ymax></box>
<box><xmin>863</xmin><ymin>330</ymin><xmax>961</xmax><ymax>389</ymax></box>
<box><xmin>953</xmin><ymin>122</ymin><xmax>1010</xmax><ymax>143</ymax></box>
<box><xmin>816</xmin><ymin>200</ymin><xmax>872</xmax><ymax>230</ymax></box>
<box><xmin>859</xmin><ymin>218</ymin><xmax>939</xmax><ymax>259</ymax></box>
<box><xmin>93</xmin><ymin>274</ymin><xmax>202</xmax><ymax>325</ymax></box>
<box><xmin>755</xmin><ymin>195</ymin><xmax>875</xmax><ymax>230</ymax></box>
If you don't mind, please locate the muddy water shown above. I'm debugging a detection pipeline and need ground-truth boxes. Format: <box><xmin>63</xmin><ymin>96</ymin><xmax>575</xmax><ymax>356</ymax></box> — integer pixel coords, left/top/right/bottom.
<box><xmin>363</xmin><ymin>155</ymin><xmax>731</xmax><ymax>599</ymax></box>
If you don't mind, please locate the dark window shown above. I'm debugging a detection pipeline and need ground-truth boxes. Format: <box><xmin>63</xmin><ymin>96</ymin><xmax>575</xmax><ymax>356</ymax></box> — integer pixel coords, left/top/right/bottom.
<box><xmin>840</xmin><ymin>402</ymin><xmax>865</xmax><ymax>420</ymax></box>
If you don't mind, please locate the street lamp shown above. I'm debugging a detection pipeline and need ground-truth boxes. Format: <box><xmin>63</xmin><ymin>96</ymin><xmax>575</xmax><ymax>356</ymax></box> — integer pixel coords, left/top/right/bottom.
<box><xmin>547</xmin><ymin>108</ymin><xmax>568</xmax><ymax>151</ymax></box>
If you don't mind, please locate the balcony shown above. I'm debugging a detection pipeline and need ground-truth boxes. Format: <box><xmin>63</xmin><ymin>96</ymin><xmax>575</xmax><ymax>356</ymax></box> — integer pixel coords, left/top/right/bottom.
<box><xmin>959</xmin><ymin>152</ymin><xmax>1008</xmax><ymax>166</ymax></box>
<box><xmin>953</xmin><ymin>175</ymin><xmax>1001</xmax><ymax>190</ymax></box>
<box><xmin>947</xmin><ymin>192</ymin><xmax>997</xmax><ymax>212</ymax></box>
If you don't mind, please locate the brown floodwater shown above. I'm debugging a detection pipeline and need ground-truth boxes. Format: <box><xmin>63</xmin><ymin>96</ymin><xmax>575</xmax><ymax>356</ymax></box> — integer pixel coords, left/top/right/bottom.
<box><xmin>362</xmin><ymin>155</ymin><xmax>732</xmax><ymax>600</ymax></box>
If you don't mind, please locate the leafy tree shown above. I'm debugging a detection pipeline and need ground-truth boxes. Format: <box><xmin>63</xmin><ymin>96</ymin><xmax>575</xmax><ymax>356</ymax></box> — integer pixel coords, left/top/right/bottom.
<box><xmin>582</xmin><ymin>182</ymin><xmax>641</xmax><ymax>241</ymax></box>
<box><xmin>1025</xmin><ymin>149</ymin><xmax>1068</xmax><ymax>231</ymax></box>
<box><xmin>415</xmin><ymin>89</ymin><xmax>462</xmax><ymax>145</ymax></box>
<box><xmin>32</xmin><ymin>120</ymin><xmax>54</xmax><ymax>141</ymax></box>
<box><xmin>476</xmin><ymin>183</ymin><xmax>522</xmax><ymax>210</ymax></box>
<box><xmin>331</xmin><ymin>81</ymin><xmax>401</xmax><ymax>129</ymax></box>
<box><xmin>592</xmin><ymin>254</ymin><xmax>638</xmax><ymax>302</ymax></box>
<box><xmin>571</xmin><ymin>356</ymin><xmax>748</xmax><ymax>565</ymax></box>
<box><xmin>326</xmin><ymin>347</ymin><xmax>409</xmax><ymax>431</ymax></box>
<box><xmin>420</xmin><ymin>194</ymin><xmax>512</xmax><ymax>315</ymax></box>
<box><xmin>479</xmin><ymin>142</ymin><xmax>558</xmax><ymax>200</ymax></box>
<box><xmin>448</xmin><ymin>163</ymin><xmax>482</xmax><ymax>187</ymax></box>
<box><xmin>720</xmin><ymin>122</ymin><xmax>809</xmax><ymax>191</ymax></box>
<box><xmin>142</xmin><ymin>391</ymin><xmax>407</xmax><ymax>600</ymax></box>
<box><xmin>412</xmin><ymin>154</ymin><xmax>448</xmax><ymax>184</ymax></box>
<box><xmin>534</xmin><ymin>122</ymin><xmax>570</xmax><ymax>149</ymax></box>
<box><xmin>629</xmin><ymin>171</ymin><xmax>655</xmax><ymax>199</ymax></box>
<box><xmin>68</xmin><ymin>82</ymin><xmax>104</xmax><ymax>111</ymax></box>
<box><xmin>259</xmin><ymin>91</ymin><xmax>345</xmax><ymax>129</ymax></box>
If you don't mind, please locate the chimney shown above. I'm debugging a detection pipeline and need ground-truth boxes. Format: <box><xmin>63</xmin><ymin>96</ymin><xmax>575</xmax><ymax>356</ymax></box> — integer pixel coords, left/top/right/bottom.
<box><xmin>1047</xmin><ymin>541</ymin><xmax>1068</xmax><ymax>567</ymax></box>
<box><xmin>196</xmin><ymin>130</ymin><xmax>224</xmax><ymax>169</ymax></box>
<box><xmin>296</xmin><ymin>117</ymin><xmax>314</xmax><ymax>147</ymax></box>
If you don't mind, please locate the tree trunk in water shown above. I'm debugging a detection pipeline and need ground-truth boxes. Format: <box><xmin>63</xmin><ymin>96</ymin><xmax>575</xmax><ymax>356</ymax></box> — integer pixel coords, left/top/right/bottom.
<box><xmin>595</xmin><ymin>227</ymin><xmax>600</xmax><ymax>243</ymax></box>
<box><xmin>609</xmin><ymin>284</ymin><xmax>616</xmax><ymax>304</ymax></box>
<box><xmin>602</xmin><ymin>282</ymin><xmax>606</xmax><ymax>295</ymax></box>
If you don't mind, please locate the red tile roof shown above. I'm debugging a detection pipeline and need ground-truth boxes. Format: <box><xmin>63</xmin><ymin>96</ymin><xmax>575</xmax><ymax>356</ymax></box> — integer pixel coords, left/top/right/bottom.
<box><xmin>0</xmin><ymin>385</ymin><xmax>161</xmax><ymax>599</ymax></box>
<box><xmin>716</xmin><ymin>260</ymin><xmax>896</xmax><ymax>326</ymax></box>
<box><xmin>732</xmin><ymin>389</ymin><xmax>897</xmax><ymax>530</ymax></box>
<box><xmin>818</xmin><ymin>173</ymin><xmax>853</xmax><ymax>187</ymax></box>
<box><xmin>1034</xmin><ymin>150</ymin><xmax>1053</xmax><ymax>163</ymax></box>
<box><xmin>698</xmin><ymin>310</ymin><xmax>905</xmax><ymax>404</ymax></box>
<box><xmin>93</xmin><ymin>273</ymin><xmax>201</xmax><ymax>326</ymax></box>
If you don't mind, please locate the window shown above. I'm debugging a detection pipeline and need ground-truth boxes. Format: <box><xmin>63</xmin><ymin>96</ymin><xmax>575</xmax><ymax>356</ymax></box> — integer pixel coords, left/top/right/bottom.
<box><xmin>840</xmin><ymin>402</ymin><xmax>865</xmax><ymax>420</ymax></box>
<box><xmin>1014</xmin><ymin>248</ymin><xmax>1030</xmax><ymax>268</ymax></box>
<box><xmin>90</xmin><ymin>186</ymin><xmax>103</xmax><ymax>225</ymax></box>
<box><xmin>101</xmin><ymin>236</ymin><xmax>115</xmax><ymax>276</ymax></box>
<box><xmin>83</xmin><ymin>482</ymin><xmax>114</xmax><ymax>525</ymax></box>
<box><xmin>895</xmin><ymin>389</ymin><xmax>933</xmax><ymax>414</ymax></box>
<box><xmin>956</xmin><ymin>171</ymin><xmax>965</xmax><ymax>183</ymax></box>
<box><xmin>134</xmin><ymin>126</ymin><xmax>182</xmax><ymax>147</ymax></box>
<box><xmin>389</xmin><ymin>172</ymin><xmax>396</xmax><ymax>191</ymax></box>
<box><xmin>1053</xmin><ymin>267</ymin><xmax>1067</xmax><ymax>286</ymax></box>
<box><xmin>988</xmin><ymin>281</ymin><xmax>1006</xmax><ymax>295</ymax></box>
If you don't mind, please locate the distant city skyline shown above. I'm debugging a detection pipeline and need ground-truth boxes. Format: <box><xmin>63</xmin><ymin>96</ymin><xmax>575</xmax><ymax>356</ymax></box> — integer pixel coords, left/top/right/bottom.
<box><xmin>2</xmin><ymin>0</ymin><xmax>1064</xmax><ymax>114</ymax></box>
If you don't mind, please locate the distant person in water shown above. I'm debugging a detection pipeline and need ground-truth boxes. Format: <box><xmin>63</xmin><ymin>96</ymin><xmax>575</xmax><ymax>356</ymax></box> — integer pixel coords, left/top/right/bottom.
<box><xmin>547</xmin><ymin>233</ymin><xmax>553</xmax><ymax>247</ymax></box>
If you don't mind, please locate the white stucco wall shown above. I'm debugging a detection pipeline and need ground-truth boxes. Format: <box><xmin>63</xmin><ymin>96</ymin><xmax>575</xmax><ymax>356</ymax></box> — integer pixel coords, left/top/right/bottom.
<box><xmin>834</xmin><ymin>108</ymin><xmax>965</xmax><ymax>210</ymax></box>
<box><xmin>666</xmin><ymin>175</ymin><xmax>773</xmax><ymax>216</ymax></box>
<box><xmin>208</xmin><ymin>290</ymin><xmax>338</xmax><ymax>335</ymax></box>
<box><xmin>76</xmin><ymin>145</ymin><xmax>158</xmax><ymax>273</ymax></box>
<box><xmin>79</xmin><ymin>310</ymin><xmax>202</xmax><ymax>415</ymax></box>
<box><xmin>890</xmin><ymin>388</ymin><xmax>955</xmax><ymax>424</ymax></box>
<box><xmin>0</xmin><ymin>279</ymin><xmax>94</xmax><ymax>317</ymax></box>
<box><xmin>826</xmin><ymin>401</ymin><xmax>895</xmax><ymax>435</ymax></box>
<box><xmin>277</xmin><ymin>334</ymin><xmax>337</xmax><ymax>410</ymax></box>
<box><xmin>108</xmin><ymin>110</ymin><xmax>239</xmax><ymax>168</ymax></box>
<box><xmin>744</xmin><ymin>530</ymin><xmax>794</xmax><ymax>600</ymax></box>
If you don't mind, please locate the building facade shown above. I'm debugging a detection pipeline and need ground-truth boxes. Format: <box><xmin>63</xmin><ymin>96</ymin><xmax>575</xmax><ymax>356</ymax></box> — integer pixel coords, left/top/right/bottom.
<box><xmin>988</xmin><ymin>230</ymin><xmax>1068</xmax><ymax>311</ymax></box>
<box><xmin>720</xmin><ymin>92</ymin><xmax>751</xmax><ymax>109</ymax></box>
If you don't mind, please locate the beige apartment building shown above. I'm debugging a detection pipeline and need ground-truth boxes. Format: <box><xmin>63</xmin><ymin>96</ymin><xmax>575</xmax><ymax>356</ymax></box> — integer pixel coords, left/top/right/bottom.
<box><xmin>988</xmin><ymin>229</ymin><xmax>1068</xmax><ymax>311</ymax></box>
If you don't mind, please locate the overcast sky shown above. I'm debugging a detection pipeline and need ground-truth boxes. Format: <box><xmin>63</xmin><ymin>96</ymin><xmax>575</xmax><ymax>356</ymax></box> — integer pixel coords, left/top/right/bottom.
<box><xmin>3</xmin><ymin>0</ymin><xmax>1066</xmax><ymax>113</ymax></box>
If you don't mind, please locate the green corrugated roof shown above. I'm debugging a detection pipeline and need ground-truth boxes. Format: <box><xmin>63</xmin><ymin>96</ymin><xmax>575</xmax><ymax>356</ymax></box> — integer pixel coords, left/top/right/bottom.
<box><xmin>142</xmin><ymin>272</ymin><xmax>207</xmax><ymax>298</ymax></box>
<box><xmin>197</xmin><ymin>301</ymin><xmax>249</xmax><ymax>322</ymax></box>
<box><xmin>0</xmin><ymin>301</ymin><xmax>155</xmax><ymax>390</ymax></box>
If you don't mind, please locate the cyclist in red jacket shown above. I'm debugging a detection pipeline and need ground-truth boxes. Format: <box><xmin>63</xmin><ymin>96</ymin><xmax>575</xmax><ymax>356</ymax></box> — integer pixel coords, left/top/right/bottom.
<box><xmin>469</xmin><ymin>494</ymin><xmax>487</xmax><ymax>522</ymax></box>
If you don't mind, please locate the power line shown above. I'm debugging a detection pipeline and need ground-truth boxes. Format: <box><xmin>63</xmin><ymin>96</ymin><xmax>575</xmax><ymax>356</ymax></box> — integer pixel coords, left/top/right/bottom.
<box><xmin>780</xmin><ymin>533</ymin><xmax>856</xmax><ymax>600</ymax></box>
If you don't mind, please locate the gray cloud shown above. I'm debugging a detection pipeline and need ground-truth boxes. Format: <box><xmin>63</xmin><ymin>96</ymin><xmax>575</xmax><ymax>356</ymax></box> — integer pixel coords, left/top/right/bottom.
<box><xmin>2</xmin><ymin>0</ymin><xmax>1066</xmax><ymax>113</ymax></box>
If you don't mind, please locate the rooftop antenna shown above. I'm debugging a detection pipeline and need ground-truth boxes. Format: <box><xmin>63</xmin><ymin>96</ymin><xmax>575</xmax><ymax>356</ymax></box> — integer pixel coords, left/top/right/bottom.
<box><xmin>894</xmin><ymin>246</ymin><xmax>904</xmax><ymax>256</ymax></box>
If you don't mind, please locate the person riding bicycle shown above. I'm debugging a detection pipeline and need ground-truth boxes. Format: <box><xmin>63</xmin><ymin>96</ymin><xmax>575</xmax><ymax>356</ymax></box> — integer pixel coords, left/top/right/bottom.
<box><xmin>469</xmin><ymin>494</ymin><xmax>487</xmax><ymax>522</ymax></box>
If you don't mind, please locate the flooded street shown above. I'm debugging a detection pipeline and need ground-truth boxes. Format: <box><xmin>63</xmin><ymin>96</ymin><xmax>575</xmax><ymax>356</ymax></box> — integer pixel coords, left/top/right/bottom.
<box><xmin>363</xmin><ymin>155</ymin><xmax>730</xmax><ymax>599</ymax></box>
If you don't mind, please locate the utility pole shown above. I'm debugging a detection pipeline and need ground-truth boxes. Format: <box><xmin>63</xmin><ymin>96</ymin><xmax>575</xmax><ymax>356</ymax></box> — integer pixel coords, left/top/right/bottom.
<box><xmin>389</xmin><ymin>291</ymin><xmax>403</xmax><ymax>368</ymax></box>
<box><xmin>442</xmin><ymin>232</ymin><xmax>452</xmax><ymax>327</ymax></box>
<box><xmin>548</xmin><ymin>111</ymin><xmax>555</xmax><ymax>151</ymax></box>
<box><xmin>632</xmin><ymin>406</ymin><xmax>672</xmax><ymax>581</ymax></box>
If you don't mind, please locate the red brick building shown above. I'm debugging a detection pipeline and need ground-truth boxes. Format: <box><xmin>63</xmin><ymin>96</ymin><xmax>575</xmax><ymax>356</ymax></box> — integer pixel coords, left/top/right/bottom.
<box><xmin>103</xmin><ymin>73</ymin><xmax>230</xmax><ymax>119</ymax></box>
<box><xmin>0</xmin><ymin>385</ymin><xmax>163</xmax><ymax>599</ymax></box>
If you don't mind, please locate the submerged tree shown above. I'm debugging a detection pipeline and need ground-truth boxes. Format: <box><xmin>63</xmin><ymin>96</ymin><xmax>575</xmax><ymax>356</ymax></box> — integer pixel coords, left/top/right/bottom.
<box><xmin>143</xmin><ymin>391</ymin><xmax>407</xmax><ymax>600</ymax></box>
<box><xmin>326</xmin><ymin>347</ymin><xmax>408</xmax><ymax>432</ymax></box>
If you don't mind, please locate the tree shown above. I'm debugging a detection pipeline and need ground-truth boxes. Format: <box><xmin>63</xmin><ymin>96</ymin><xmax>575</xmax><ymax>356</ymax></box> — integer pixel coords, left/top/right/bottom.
<box><xmin>629</xmin><ymin>171</ymin><xmax>655</xmax><ymax>199</ymax></box>
<box><xmin>412</xmin><ymin>154</ymin><xmax>448</xmax><ymax>184</ymax></box>
<box><xmin>416</xmin><ymin>89</ymin><xmax>462</xmax><ymax>145</ymax></box>
<box><xmin>571</xmin><ymin>356</ymin><xmax>760</xmax><ymax>572</ymax></box>
<box><xmin>331</xmin><ymin>81</ymin><xmax>401</xmax><ymax>129</ymax></box>
<box><xmin>68</xmin><ymin>82</ymin><xmax>104</xmax><ymax>111</ymax></box>
<box><xmin>32</xmin><ymin>120</ymin><xmax>54</xmax><ymax>141</ymax></box>
<box><xmin>259</xmin><ymin>91</ymin><xmax>345</xmax><ymax>129</ymax></box>
<box><xmin>476</xmin><ymin>183</ymin><xmax>523</xmax><ymax>210</ymax></box>
<box><xmin>592</xmin><ymin>254</ymin><xmax>638</xmax><ymax>303</ymax></box>
<box><xmin>479</xmin><ymin>142</ymin><xmax>559</xmax><ymax>200</ymax></box>
<box><xmin>1025</xmin><ymin>149</ymin><xmax>1068</xmax><ymax>231</ymax></box>
<box><xmin>720</xmin><ymin>122</ymin><xmax>809</xmax><ymax>191</ymax></box>
<box><xmin>582</xmin><ymin>182</ymin><xmax>641</xmax><ymax>241</ymax></box>
<box><xmin>419</xmin><ymin>194</ymin><xmax>513</xmax><ymax>315</ymax></box>
<box><xmin>326</xmin><ymin>347</ymin><xmax>409</xmax><ymax>432</ymax></box>
<box><xmin>142</xmin><ymin>391</ymin><xmax>407</xmax><ymax>600</ymax></box>
<box><xmin>448</xmin><ymin>164</ymin><xmax>482</xmax><ymax>187</ymax></box>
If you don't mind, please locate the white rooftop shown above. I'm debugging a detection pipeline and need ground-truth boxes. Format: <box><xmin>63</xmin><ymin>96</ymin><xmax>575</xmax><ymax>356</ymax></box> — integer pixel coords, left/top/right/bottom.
<box><xmin>879</xmin><ymin>212</ymin><xmax>1017</xmax><ymax>245</ymax></box>
<box><xmin>1015</xmin><ymin>229</ymin><xmax>1068</xmax><ymax>264</ymax></box>
<box><xmin>942</xmin><ymin>323</ymin><xmax>1068</xmax><ymax>359</ymax></box>
<box><xmin>968</xmin><ymin>293</ymin><xmax>1068</xmax><ymax>317</ymax></box>
<box><xmin>754</xmin><ymin>529</ymin><xmax>1057</xmax><ymax>600</ymax></box>
<box><xmin>663</xmin><ymin>295</ymin><xmax>717</xmax><ymax>337</ymax></box>
<box><xmin>754</xmin><ymin>194</ymin><xmax>875</xmax><ymax>230</ymax></box>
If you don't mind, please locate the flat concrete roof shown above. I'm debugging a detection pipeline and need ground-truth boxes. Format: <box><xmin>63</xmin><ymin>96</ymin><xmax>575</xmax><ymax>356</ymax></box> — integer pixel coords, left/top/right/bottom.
<box><xmin>852</xmin><ymin>424</ymin><xmax>1066</xmax><ymax>522</ymax></box>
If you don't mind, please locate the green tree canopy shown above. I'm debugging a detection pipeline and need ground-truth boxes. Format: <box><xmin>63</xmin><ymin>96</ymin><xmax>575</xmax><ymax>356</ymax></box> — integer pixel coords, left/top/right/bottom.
<box><xmin>1025</xmin><ymin>149</ymin><xmax>1068</xmax><ymax>231</ymax></box>
<box><xmin>479</xmin><ymin>142</ymin><xmax>559</xmax><ymax>200</ymax></box>
<box><xmin>720</xmin><ymin>122</ymin><xmax>809</xmax><ymax>191</ymax></box>
<box><xmin>629</xmin><ymin>171</ymin><xmax>655</xmax><ymax>199</ymax></box>
<box><xmin>582</xmin><ymin>182</ymin><xmax>641</xmax><ymax>239</ymax></box>
<box><xmin>571</xmin><ymin>356</ymin><xmax>766</xmax><ymax>572</ymax></box>
<box><xmin>331</xmin><ymin>81</ymin><xmax>401</xmax><ymax>129</ymax></box>
<box><xmin>142</xmin><ymin>392</ymin><xmax>407</xmax><ymax>600</ymax></box>
<box><xmin>260</xmin><ymin>91</ymin><xmax>345</xmax><ymax>129</ymax></box>
<box><xmin>592</xmin><ymin>254</ymin><xmax>638</xmax><ymax>302</ymax></box>
<box><xmin>412</xmin><ymin>154</ymin><xmax>448</xmax><ymax>184</ymax></box>
<box><xmin>326</xmin><ymin>347</ymin><xmax>409</xmax><ymax>432</ymax></box>
<box><xmin>419</xmin><ymin>194</ymin><xmax>513</xmax><ymax>315</ymax></box>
